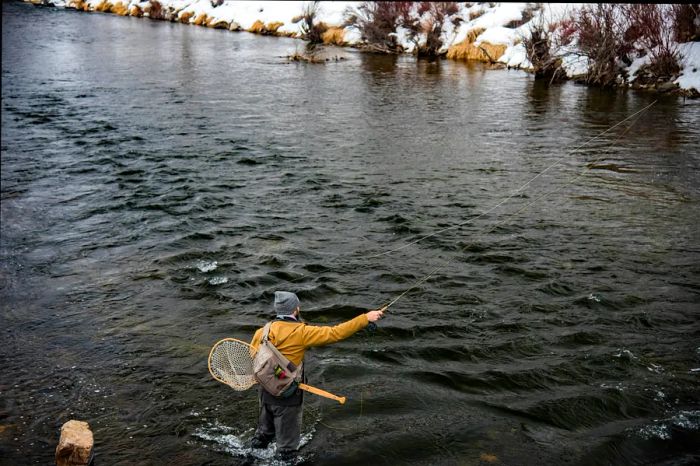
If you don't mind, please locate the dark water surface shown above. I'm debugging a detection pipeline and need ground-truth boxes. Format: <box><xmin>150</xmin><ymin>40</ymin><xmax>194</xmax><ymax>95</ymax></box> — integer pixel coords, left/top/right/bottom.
<box><xmin>2</xmin><ymin>2</ymin><xmax>700</xmax><ymax>465</ymax></box>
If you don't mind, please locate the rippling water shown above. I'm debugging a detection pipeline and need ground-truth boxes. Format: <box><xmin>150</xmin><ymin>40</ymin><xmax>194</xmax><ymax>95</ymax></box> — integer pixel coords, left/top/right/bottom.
<box><xmin>2</xmin><ymin>2</ymin><xmax>700</xmax><ymax>465</ymax></box>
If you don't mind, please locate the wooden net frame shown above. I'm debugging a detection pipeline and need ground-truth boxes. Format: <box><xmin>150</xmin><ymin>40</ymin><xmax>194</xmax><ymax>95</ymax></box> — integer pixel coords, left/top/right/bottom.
<box><xmin>208</xmin><ymin>338</ymin><xmax>257</xmax><ymax>391</ymax></box>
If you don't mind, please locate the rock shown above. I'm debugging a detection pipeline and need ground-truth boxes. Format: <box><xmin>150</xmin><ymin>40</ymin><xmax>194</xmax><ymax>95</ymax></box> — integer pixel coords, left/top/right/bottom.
<box><xmin>55</xmin><ymin>420</ymin><xmax>93</xmax><ymax>466</ymax></box>
<box><xmin>657</xmin><ymin>81</ymin><xmax>677</xmax><ymax>93</ymax></box>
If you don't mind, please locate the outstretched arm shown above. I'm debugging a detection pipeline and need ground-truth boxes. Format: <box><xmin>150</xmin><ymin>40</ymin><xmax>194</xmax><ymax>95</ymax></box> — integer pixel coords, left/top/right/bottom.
<box><xmin>302</xmin><ymin>307</ymin><xmax>385</xmax><ymax>347</ymax></box>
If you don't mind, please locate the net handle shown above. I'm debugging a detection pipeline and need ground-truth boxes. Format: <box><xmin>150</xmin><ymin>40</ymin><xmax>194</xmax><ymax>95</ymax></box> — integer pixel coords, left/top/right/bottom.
<box><xmin>299</xmin><ymin>383</ymin><xmax>346</xmax><ymax>404</ymax></box>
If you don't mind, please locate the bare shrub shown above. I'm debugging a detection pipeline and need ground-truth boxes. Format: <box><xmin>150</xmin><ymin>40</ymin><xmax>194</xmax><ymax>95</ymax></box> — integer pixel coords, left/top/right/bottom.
<box><xmin>569</xmin><ymin>4</ymin><xmax>628</xmax><ymax>87</ymax></box>
<box><xmin>671</xmin><ymin>4</ymin><xmax>700</xmax><ymax>42</ymax></box>
<box><xmin>297</xmin><ymin>1</ymin><xmax>327</xmax><ymax>45</ymax></box>
<box><xmin>622</xmin><ymin>4</ymin><xmax>682</xmax><ymax>81</ymax></box>
<box><xmin>146</xmin><ymin>0</ymin><xmax>165</xmax><ymax>20</ymax></box>
<box><xmin>344</xmin><ymin>1</ymin><xmax>413</xmax><ymax>53</ymax></box>
<box><xmin>556</xmin><ymin>4</ymin><xmax>684</xmax><ymax>87</ymax></box>
<box><xmin>522</xmin><ymin>15</ymin><xmax>566</xmax><ymax>83</ymax></box>
<box><xmin>287</xmin><ymin>45</ymin><xmax>324</xmax><ymax>64</ymax></box>
<box><xmin>402</xmin><ymin>2</ymin><xmax>462</xmax><ymax>58</ymax></box>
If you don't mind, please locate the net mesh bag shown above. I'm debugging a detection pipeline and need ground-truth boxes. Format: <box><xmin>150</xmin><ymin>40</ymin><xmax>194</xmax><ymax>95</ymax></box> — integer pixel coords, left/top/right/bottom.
<box><xmin>208</xmin><ymin>338</ymin><xmax>257</xmax><ymax>391</ymax></box>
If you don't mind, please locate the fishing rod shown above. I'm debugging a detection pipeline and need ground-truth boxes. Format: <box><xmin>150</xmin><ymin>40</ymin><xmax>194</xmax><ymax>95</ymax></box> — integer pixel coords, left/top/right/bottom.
<box><xmin>375</xmin><ymin>100</ymin><xmax>657</xmax><ymax>315</ymax></box>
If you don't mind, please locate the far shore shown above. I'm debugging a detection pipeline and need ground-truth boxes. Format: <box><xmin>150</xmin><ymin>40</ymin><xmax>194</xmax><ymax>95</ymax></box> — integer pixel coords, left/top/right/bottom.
<box><xmin>25</xmin><ymin>0</ymin><xmax>700</xmax><ymax>98</ymax></box>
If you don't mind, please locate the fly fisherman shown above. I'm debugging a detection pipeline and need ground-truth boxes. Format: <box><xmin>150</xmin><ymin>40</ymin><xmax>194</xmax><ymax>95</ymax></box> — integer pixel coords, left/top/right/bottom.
<box><xmin>249</xmin><ymin>291</ymin><xmax>385</xmax><ymax>460</ymax></box>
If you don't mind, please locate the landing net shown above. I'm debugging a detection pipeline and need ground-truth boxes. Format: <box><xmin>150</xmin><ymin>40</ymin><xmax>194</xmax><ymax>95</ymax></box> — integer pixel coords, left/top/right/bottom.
<box><xmin>208</xmin><ymin>338</ymin><xmax>257</xmax><ymax>391</ymax></box>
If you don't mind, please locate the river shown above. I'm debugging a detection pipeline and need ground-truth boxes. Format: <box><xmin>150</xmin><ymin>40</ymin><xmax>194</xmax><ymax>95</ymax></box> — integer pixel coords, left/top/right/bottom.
<box><xmin>2</xmin><ymin>2</ymin><xmax>699</xmax><ymax>465</ymax></box>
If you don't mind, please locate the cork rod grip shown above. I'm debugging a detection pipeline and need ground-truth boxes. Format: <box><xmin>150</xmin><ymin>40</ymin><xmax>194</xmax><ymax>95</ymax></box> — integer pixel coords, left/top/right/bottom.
<box><xmin>298</xmin><ymin>383</ymin><xmax>346</xmax><ymax>404</ymax></box>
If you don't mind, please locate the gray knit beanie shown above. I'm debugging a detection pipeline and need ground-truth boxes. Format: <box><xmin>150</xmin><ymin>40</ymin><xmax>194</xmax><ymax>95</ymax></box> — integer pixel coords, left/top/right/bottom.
<box><xmin>274</xmin><ymin>291</ymin><xmax>300</xmax><ymax>315</ymax></box>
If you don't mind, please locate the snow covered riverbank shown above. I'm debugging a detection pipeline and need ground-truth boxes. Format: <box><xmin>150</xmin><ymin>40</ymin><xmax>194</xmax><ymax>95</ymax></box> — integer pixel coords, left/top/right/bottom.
<box><xmin>24</xmin><ymin>1</ymin><xmax>700</xmax><ymax>96</ymax></box>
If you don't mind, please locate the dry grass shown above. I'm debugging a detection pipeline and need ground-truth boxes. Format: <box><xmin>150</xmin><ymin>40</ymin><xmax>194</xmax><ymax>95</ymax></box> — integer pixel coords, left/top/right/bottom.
<box><xmin>94</xmin><ymin>0</ymin><xmax>111</xmax><ymax>13</ymax></box>
<box><xmin>322</xmin><ymin>27</ymin><xmax>346</xmax><ymax>46</ymax></box>
<box><xmin>66</xmin><ymin>0</ymin><xmax>84</xmax><ymax>10</ymax></box>
<box><xmin>248</xmin><ymin>20</ymin><xmax>285</xmax><ymax>35</ymax></box>
<box><xmin>266</xmin><ymin>21</ymin><xmax>284</xmax><ymax>33</ymax></box>
<box><xmin>249</xmin><ymin>20</ymin><xmax>265</xmax><ymax>33</ymax></box>
<box><xmin>128</xmin><ymin>5</ymin><xmax>142</xmax><ymax>17</ymax></box>
<box><xmin>447</xmin><ymin>41</ymin><xmax>507</xmax><ymax>61</ymax></box>
<box><xmin>193</xmin><ymin>13</ymin><xmax>209</xmax><ymax>26</ymax></box>
<box><xmin>110</xmin><ymin>2</ymin><xmax>129</xmax><ymax>16</ymax></box>
<box><xmin>446</xmin><ymin>27</ymin><xmax>506</xmax><ymax>62</ymax></box>
<box><xmin>479</xmin><ymin>42</ymin><xmax>508</xmax><ymax>61</ymax></box>
<box><xmin>179</xmin><ymin>11</ymin><xmax>193</xmax><ymax>23</ymax></box>
<box><xmin>446</xmin><ymin>40</ymin><xmax>475</xmax><ymax>60</ymax></box>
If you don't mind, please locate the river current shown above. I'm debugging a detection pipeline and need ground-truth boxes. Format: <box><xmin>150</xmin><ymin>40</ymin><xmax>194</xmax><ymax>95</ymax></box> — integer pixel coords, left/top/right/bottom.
<box><xmin>2</xmin><ymin>2</ymin><xmax>699</xmax><ymax>465</ymax></box>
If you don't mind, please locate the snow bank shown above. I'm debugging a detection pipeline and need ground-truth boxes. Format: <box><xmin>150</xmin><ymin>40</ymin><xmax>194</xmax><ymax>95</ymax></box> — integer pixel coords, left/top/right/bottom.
<box><xmin>676</xmin><ymin>42</ymin><xmax>700</xmax><ymax>93</ymax></box>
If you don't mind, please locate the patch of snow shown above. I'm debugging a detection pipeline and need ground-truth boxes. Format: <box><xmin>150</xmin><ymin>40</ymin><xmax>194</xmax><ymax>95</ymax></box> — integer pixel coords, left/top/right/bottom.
<box><xmin>499</xmin><ymin>43</ymin><xmax>530</xmax><ymax>69</ymax></box>
<box><xmin>475</xmin><ymin>26</ymin><xmax>519</xmax><ymax>47</ymax></box>
<box><xmin>453</xmin><ymin>3</ymin><xmax>527</xmax><ymax>45</ymax></box>
<box><xmin>470</xmin><ymin>3</ymin><xmax>526</xmax><ymax>31</ymax></box>
<box><xmin>627</xmin><ymin>54</ymin><xmax>652</xmax><ymax>82</ymax></box>
<box><xmin>561</xmin><ymin>52</ymin><xmax>589</xmax><ymax>79</ymax></box>
<box><xmin>675</xmin><ymin>42</ymin><xmax>700</xmax><ymax>92</ymax></box>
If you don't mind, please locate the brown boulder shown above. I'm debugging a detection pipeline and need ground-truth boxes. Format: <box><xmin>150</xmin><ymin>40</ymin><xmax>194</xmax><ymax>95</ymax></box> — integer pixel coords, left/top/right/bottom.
<box><xmin>55</xmin><ymin>420</ymin><xmax>93</xmax><ymax>466</ymax></box>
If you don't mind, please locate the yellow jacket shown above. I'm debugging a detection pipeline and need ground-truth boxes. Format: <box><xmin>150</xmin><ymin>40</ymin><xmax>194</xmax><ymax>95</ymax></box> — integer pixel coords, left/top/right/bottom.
<box><xmin>250</xmin><ymin>314</ymin><xmax>369</xmax><ymax>366</ymax></box>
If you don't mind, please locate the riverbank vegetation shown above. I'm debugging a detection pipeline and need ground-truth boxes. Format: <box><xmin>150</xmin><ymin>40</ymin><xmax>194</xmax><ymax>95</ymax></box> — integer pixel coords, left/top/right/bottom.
<box><xmin>24</xmin><ymin>1</ymin><xmax>700</xmax><ymax>97</ymax></box>
<box><xmin>522</xmin><ymin>4</ymin><xmax>692</xmax><ymax>90</ymax></box>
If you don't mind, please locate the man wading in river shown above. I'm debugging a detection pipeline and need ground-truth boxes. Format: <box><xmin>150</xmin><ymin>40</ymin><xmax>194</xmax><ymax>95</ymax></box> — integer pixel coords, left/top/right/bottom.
<box><xmin>249</xmin><ymin>291</ymin><xmax>385</xmax><ymax>460</ymax></box>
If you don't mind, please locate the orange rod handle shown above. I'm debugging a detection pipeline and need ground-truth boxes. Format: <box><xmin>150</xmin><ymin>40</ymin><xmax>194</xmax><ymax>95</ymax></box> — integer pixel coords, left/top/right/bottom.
<box><xmin>298</xmin><ymin>383</ymin><xmax>346</xmax><ymax>405</ymax></box>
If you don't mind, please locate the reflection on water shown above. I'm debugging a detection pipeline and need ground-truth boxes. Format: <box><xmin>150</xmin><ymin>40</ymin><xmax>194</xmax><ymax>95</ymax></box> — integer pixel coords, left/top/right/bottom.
<box><xmin>2</xmin><ymin>2</ymin><xmax>700</xmax><ymax>465</ymax></box>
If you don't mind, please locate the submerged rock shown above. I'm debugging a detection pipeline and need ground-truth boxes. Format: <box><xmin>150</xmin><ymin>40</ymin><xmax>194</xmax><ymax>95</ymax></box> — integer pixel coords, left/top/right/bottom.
<box><xmin>55</xmin><ymin>420</ymin><xmax>94</xmax><ymax>466</ymax></box>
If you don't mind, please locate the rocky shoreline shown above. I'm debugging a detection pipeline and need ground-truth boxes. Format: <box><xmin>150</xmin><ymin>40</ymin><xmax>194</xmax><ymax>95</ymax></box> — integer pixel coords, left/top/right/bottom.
<box><xmin>24</xmin><ymin>1</ymin><xmax>700</xmax><ymax>98</ymax></box>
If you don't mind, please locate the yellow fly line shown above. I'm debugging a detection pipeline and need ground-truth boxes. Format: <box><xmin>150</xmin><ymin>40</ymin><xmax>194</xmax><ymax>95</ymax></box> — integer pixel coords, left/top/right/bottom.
<box><xmin>208</xmin><ymin>338</ymin><xmax>346</xmax><ymax>404</ymax></box>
